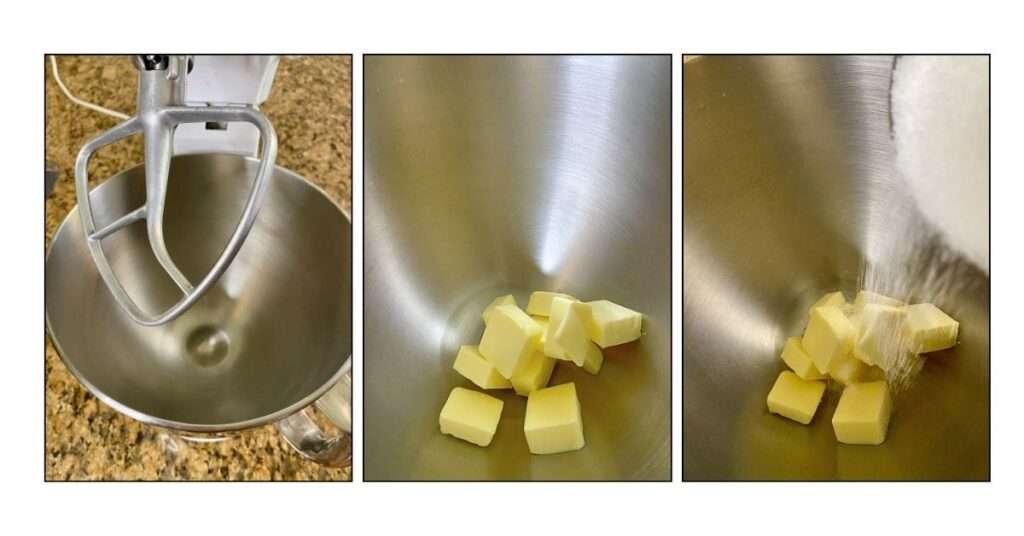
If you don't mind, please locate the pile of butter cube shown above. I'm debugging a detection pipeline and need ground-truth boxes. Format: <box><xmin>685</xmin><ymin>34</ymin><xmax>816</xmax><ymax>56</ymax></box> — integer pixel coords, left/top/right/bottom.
<box><xmin>439</xmin><ymin>291</ymin><xmax>643</xmax><ymax>454</ymax></box>
<box><xmin>766</xmin><ymin>290</ymin><xmax>959</xmax><ymax>445</ymax></box>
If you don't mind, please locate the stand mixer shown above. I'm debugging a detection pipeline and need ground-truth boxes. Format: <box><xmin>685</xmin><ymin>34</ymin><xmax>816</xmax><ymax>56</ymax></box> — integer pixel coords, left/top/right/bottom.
<box><xmin>45</xmin><ymin>55</ymin><xmax>352</xmax><ymax>469</ymax></box>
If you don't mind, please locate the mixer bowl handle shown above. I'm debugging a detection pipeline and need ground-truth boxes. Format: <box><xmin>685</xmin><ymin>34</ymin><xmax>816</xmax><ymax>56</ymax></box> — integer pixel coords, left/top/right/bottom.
<box><xmin>74</xmin><ymin>105</ymin><xmax>278</xmax><ymax>326</ymax></box>
<box><xmin>274</xmin><ymin>360</ymin><xmax>353</xmax><ymax>468</ymax></box>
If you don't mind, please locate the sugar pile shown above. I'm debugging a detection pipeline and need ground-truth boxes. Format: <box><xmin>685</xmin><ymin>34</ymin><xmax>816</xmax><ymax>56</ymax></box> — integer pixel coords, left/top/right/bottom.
<box><xmin>891</xmin><ymin>55</ymin><xmax>989</xmax><ymax>273</ymax></box>
<box><xmin>853</xmin><ymin>56</ymin><xmax>989</xmax><ymax>393</ymax></box>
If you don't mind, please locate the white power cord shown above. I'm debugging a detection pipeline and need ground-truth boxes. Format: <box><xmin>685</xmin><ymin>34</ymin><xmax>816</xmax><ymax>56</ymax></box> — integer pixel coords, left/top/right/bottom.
<box><xmin>49</xmin><ymin>56</ymin><xmax>130</xmax><ymax>120</ymax></box>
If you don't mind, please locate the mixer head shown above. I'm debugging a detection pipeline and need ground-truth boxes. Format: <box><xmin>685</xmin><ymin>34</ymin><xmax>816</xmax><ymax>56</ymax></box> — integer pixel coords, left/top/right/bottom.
<box><xmin>74</xmin><ymin>55</ymin><xmax>278</xmax><ymax>326</ymax></box>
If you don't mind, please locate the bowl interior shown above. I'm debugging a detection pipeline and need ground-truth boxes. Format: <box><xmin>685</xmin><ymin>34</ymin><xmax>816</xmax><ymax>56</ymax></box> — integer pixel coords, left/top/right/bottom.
<box><xmin>364</xmin><ymin>56</ymin><xmax>672</xmax><ymax>480</ymax></box>
<box><xmin>46</xmin><ymin>154</ymin><xmax>352</xmax><ymax>430</ymax></box>
<box><xmin>683</xmin><ymin>56</ymin><xmax>989</xmax><ymax>480</ymax></box>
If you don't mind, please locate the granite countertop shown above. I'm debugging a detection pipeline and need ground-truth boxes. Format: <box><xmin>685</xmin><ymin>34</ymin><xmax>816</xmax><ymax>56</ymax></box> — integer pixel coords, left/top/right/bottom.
<box><xmin>44</xmin><ymin>55</ymin><xmax>352</xmax><ymax>480</ymax></box>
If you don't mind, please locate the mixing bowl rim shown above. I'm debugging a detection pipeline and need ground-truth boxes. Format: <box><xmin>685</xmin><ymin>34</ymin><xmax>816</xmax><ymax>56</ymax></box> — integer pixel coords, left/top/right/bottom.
<box><xmin>44</xmin><ymin>153</ymin><xmax>352</xmax><ymax>433</ymax></box>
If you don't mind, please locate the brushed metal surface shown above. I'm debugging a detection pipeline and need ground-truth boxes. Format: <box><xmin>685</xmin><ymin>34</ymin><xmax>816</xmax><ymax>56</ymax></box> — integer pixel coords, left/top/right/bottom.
<box><xmin>46</xmin><ymin>154</ymin><xmax>352</xmax><ymax>432</ymax></box>
<box><xmin>683</xmin><ymin>55</ymin><xmax>989</xmax><ymax>480</ymax></box>
<box><xmin>365</xmin><ymin>56</ymin><xmax>671</xmax><ymax>480</ymax></box>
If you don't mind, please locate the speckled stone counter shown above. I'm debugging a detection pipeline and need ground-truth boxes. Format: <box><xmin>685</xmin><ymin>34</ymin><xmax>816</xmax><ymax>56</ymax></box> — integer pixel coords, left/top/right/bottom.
<box><xmin>44</xmin><ymin>55</ymin><xmax>351</xmax><ymax>481</ymax></box>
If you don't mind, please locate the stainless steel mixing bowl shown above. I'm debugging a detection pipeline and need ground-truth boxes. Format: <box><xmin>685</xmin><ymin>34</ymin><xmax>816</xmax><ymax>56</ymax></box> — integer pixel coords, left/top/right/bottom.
<box><xmin>46</xmin><ymin>154</ymin><xmax>352</xmax><ymax>433</ymax></box>
<box><xmin>683</xmin><ymin>55</ymin><xmax>989</xmax><ymax>480</ymax></box>
<box><xmin>365</xmin><ymin>55</ymin><xmax>671</xmax><ymax>480</ymax></box>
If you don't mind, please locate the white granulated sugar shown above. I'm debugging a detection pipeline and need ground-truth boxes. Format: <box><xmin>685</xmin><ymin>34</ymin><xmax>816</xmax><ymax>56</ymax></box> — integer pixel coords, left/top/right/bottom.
<box><xmin>891</xmin><ymin>56</ymin><xmax>989</xmax><ymax>273</ymax></box>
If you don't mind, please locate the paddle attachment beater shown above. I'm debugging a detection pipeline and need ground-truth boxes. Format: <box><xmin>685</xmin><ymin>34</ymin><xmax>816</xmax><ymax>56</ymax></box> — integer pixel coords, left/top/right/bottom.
<box><xmin>74</xmin><ymin>55</ymin><xmax>278</xmax><ymax>326</ymax></box>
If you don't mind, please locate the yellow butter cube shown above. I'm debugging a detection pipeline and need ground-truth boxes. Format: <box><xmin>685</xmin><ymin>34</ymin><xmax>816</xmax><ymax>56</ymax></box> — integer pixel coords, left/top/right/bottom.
<box><xmin>766</xmin><ymin>371</ymin><xmax>826</xmax><ymax>425</ymax></box>
<box><xmin>544</xmin><ymin>297</ymin><xmax>573</xmax><ymax>360</ymax></box>
<box><xmin>482</xmin><ymin>294</ymin><xmax>517</xmax><ymax>324</ymax></box>
<box><xmin>531</xmin><ymin>315</ymin><xmax>549</xmax><ymax>346</ymax></box>
<box><xmin>829</xmin><ymin>351</ymin><xmax>868</xmax><ymax>386</ymax></box>
<box><xmin>580</xmin><ymin>343</ymin><xmax>604</xmax><ymax>375</ymax></box>
<box><xmin>841</xmin><ymin>302</ymin><xmax>858</xmax><ymax>321</ymax></box>
<box><xmin>853</xmin><ymin>304</ymin><xmax>906</xmax><ymax>367</ymax></box>
<box><xmin>579</xmin><ymin>299</ymin><xmax>643</xmax><ymax>348</ymax></box>
<box><xmin>853</xmin><ymin>290</ymin><xmax>904</xmax><ymax>311</ymax></box>
<box><xmin>812</xmin><ymin>291</ymin><xmax>846</xmax><ymax>310</ymax></box>
<box><xmin>453</xmin><ymin>345</ymin><xmax>512</xmax><ymax>390</ymax></box>
<box><xmin>842</xmin><ymin>311</ymin><xmax>861</xmax><ymax>341</ymax></box>
<box><xmin>526</xmin><ymin>291</ymin><xmax>576</xmax><ymax>317</ymax></box>
<box><xmin>903</xmin><ymin>303</ymin><xmax>959</xmax><ymax>353</ymax></box>
<box><xmin>832</xmin><ymin>381</ymin><xmax>893</xmax><ymax>445</ymax></box>
<box><xmin>780</xmin><ymin>337</ymin><xmax>825</xmax><ymax>380</ymax></box>
<box><xmin>802</xmin><ymin>306</ymin><xmax>856</xmax><ymax>374</ymax></box>
<box><xmin>511</xmin><ymin>350</ymin><xmax>557</xmax><ymax>396</ymax></box>
<box><xmin>439</xmin><ymin>387</ymin><xmax>504</xmax><ymax>447</ymax></box>
<box><xmin>479</xmin><ymin>304</ymin><xmax>542</xmax><ymax>378</ymax></box>
<box><xmin>524</xmin><ymin>383</ymin><xmax>585</xmax><ymax>454</ymax></box>
<box><xmin>554</xmin><ymin>302</ymin><xmax>604</xmax><ymax>369</ymax></box>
